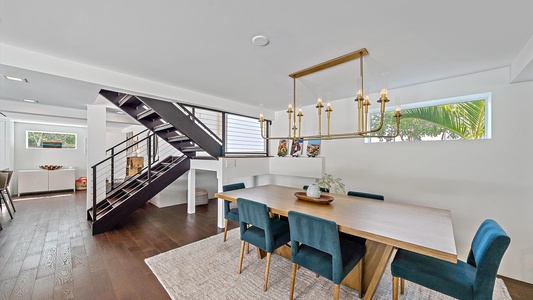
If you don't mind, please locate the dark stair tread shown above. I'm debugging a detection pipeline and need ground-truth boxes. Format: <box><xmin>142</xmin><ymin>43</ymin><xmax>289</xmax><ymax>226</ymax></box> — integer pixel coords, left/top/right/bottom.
<box><xmin>137</xmin><ymin>109</ymin><xmax>157</xmax><ymax>120</ymax></box>
<box><xmin>108</xmin><ymin>197</ymin><xmax>125</xmax><ymax>206</ymax></box>
<box><xmin>96</xmin><ymin>205</ymin><xmax>112</xmax><ymax>215</ymax></box>
<box><xmin>118</xmin><ymin>94</ymin><xmax>135</xmax><ymax>107</ymax></box>
<box><xmin>153</xmin><ymin>123</ymin><xmax>174</xmax><ymax>132</ymax></box>
<box><xmin>168</xmin><ymin>135</ymin><xmax>190</xmax><ymax>143</ymax></box>
<box><xmin>123</xmin><ymin>186</ymin><xmax>142</xmax><ymax>194</ymax></box>
<box><xmin>181</xmin><ymin>146</ymin><xmax>203</xmax><ymax>152</ymax></box>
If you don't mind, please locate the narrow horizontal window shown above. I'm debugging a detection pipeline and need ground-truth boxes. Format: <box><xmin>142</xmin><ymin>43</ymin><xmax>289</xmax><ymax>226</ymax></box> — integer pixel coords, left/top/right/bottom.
<box><xmin>368</xmin><ymin>93</ymin><xmax>491</xmax><ymax>143</ymax></box>
<box><xmin>26</xmin><ymin>130</ymin><xmax>78</xmax><ymax>149</ymax></box>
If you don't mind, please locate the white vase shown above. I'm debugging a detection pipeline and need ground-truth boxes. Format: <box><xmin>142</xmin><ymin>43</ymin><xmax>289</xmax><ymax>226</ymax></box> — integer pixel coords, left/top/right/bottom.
<box><xmin>306</xmin><ymin>184</ymin><xmax>321</xmax><ymax>198</ymax></box>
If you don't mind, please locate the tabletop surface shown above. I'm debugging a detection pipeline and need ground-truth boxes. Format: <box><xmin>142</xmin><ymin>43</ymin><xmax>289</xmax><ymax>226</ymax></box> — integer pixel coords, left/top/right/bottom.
<box><xmin>215</xmin><ymin>184</ymin><xmax>457</xmax><ymax>263</ymax></box>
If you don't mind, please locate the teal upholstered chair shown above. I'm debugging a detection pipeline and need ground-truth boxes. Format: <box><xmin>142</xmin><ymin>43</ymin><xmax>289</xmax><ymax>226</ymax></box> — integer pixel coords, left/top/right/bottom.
<box><xmin>391</xmin><ymin>219</ymin><xmax>510</xmax><ymax>300</ymax></box>
<box><xmin>288</xmin><ymin>210</ymin><xmax>366</xmax><ymax>300</ymax></box>
<box><xmin>303</xmin><ymin>185</ymin><xmax>330</xmax><ymax>193</ymax></box>
<box><xmin>347</xmin><ymin>190</ymin><xmax>384</xmax><ymax>201</ymax></box>
<box><xmin>237</xmin><ymin>197</ymin><xmax>291</xmax><ymax>292</ymax></box>
<box><xmin>222</xmin><ymin>183</ymin><xmax>245</xmax><ymax>241</ymax></box>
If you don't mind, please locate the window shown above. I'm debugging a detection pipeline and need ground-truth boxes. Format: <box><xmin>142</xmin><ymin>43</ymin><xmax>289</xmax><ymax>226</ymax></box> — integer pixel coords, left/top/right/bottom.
<box><xmin>369</xmin><ymin>93</ymin><xmax>491</xmax><ymax>142</ymax></box>
<box><xmin>26</xmin><ymin>130</ymin><xmax>77</xmax><ymax>149</ymax></box>
<box><xmin>225</xmin><ymin>114</ymin><xmax>266</xmax><ymax>153</ymax></box>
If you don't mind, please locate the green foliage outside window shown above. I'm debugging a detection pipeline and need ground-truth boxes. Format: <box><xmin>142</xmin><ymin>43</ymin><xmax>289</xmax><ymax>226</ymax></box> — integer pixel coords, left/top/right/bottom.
<box><xmin>371</xmin><ymin>99</ymin><xmax>486</xmax><ymax>142</ymax></box>
<box><xmin>27</xmin><ymin>131</ymin><xmax>77</xmax><ymax>149</ymax></box>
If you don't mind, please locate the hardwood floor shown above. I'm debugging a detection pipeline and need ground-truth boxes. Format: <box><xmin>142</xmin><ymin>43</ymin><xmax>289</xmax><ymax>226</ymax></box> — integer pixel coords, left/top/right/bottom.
<box><xmin>1</xmin><ymin>191</ymin><xmax>531</xmax><ymax>299</ymax></box>
<box><xmin>0</xmin><ymin>191</ymin><xmax>236</xmax><ymax>299</ymax></box>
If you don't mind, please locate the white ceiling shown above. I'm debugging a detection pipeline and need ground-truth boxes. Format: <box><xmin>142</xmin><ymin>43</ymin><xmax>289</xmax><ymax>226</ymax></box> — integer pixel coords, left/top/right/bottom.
<box><xmin>1</xmin><ymin>1</ymin><xmax>532</xmax><ymax>125</ymax></box>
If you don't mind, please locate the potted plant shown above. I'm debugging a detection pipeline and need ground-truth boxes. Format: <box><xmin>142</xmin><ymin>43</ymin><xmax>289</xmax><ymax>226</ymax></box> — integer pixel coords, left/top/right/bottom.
<box><xmin>315</xmin><ymin>173</ymin><xmax>345</xmax><ymax>194</ymax></box>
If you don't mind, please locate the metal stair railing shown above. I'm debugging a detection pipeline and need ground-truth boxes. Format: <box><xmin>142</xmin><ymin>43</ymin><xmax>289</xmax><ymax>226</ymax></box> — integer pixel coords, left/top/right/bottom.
<box><xmin>90</xmin><ymin>132</ymin><xmax>182</xmax><ymax>221</ymax></box>
<box><xmin>174</xmin><ymin>103</ymin><xmax>223</xmax><ymax>146</ymax></box>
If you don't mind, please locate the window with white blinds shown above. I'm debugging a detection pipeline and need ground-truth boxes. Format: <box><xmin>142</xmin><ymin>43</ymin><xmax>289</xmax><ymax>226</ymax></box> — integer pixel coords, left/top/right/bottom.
<box><xmin>226</xmin><ymin>114</ymin><xmax>266</xmax><ymax>153</ymax></box>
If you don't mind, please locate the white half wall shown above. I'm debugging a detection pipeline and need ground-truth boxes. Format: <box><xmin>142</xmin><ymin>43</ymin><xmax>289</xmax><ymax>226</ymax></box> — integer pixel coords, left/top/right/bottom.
<box><xmin>270</xmin><ymin>67</ymin><xmax>533</xmax><ymax>283</ymax></box>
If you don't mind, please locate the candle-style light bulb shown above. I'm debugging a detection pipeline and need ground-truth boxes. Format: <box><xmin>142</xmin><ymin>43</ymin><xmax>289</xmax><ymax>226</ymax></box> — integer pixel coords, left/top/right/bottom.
<box><xmin>395</xmin><ymin>105</ymin><xmax>401</xmax><ymax>113</ymax></box>
<box><xmin>357</xmin><ymin>90</ymin><xmax>363</xmax><ymax>98</ymax></box>
<box><xmin>259</xmin><ymin>113</ymin><xmax>264</xmax><ymax>122</ymax></box>
<box><xmin>380</xmin><ymin>88</ymin><xmax>388</xmax><ymax>98</ymax></box>
<box><xmin>287</xmin><ymin>104</ymin><xmax>293</xmax><ymax>113</ymax></box>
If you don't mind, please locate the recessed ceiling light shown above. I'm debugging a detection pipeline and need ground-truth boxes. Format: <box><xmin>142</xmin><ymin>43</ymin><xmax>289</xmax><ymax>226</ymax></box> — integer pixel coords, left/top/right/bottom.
<box><xmin>2</xmin><ymin>75</ymin><xmax>28</xmax><ymax>82</ymax></box>
<box><xmin>23</xmin><ymin>99</ymin><xmax>38</xmax><ymax>103</ymax></box>
<box><xmin>252</xmin><ymin>35</ymin><xmax>269</xmax><ymax>46</ymax></box>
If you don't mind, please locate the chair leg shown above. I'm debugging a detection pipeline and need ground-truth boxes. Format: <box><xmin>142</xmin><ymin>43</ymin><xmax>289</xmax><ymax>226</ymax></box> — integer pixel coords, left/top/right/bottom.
<box><xmin>5</xmin><ymin>190</ymin><xmax>15</xmax><ymax>212</ymax></box>
<box><xmin>238</xmin><ymin>241</ymin><xmax>245</xmax><ymax>274</ymax></box>
<box><xmin>289</xmin><ymin>263</ymin><xmax>298</xmax><ymax>300</ymax></box>
<box><xmin>0</xmin><ymin>193</ymin><xmax>13</xmax><ymax>219</ymax></box>
<box><xmin>400</xmin><ymin>278</ymin><xmax>405</xmax><ymax>294</ymax></box>
<box><xmin>246</xmin><ymin>242</ymin><xmax>250</xmax><ymax>254</ymax></box>
<box><xmin>223</xmin><ymin>219</ymin><xmax>229</xmax><ymax>242</ymax></box>
<box><xmin>333</xmin><ymin>284</ymin><xmax>340</xmax><ymax>300</ymax></box>
<box><xmin>392</xmin><ymin>276</ymin><xmax>399</xmax><ymax>300</ymax></box>
<box><xmin>263</xmin><ymin>252</ymin><xmax>272</xmax><ymax>292</ymax></box>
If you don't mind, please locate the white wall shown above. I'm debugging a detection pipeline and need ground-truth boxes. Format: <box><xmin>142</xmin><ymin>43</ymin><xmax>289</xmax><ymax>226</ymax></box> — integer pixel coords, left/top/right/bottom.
<box><xmin>150</xmin><ymin>170</ymin><xmax>218</xmax><ymax>207</ymax></box>
<box><xmin>12</xmin><ymin>122</ymin><xmax>88</xmax><ymax>194</ymax></box>
<box><xmin>0</xmin><ymin>116</ymin><xmax>13</xmax><ymax>170</ymax></box>
<box><xmin>270</xmin><ymin>67</ymin><xmax>533</xmax><ymax>283</ymax></box>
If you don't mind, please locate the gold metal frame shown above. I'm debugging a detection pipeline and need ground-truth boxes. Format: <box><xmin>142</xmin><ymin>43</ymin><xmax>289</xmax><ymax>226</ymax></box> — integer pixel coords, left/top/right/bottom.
<box><xmin>259</xmin><ymin>48</ymin><xmax>402</xmax><ymax>141</ymax></box>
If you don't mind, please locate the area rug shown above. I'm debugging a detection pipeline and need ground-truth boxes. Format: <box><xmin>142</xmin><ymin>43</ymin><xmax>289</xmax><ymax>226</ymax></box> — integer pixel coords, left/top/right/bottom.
<box><xmin>145</xmin><ymin>229</ymin><xmax>511</xmax><ymax>300</ymax></box>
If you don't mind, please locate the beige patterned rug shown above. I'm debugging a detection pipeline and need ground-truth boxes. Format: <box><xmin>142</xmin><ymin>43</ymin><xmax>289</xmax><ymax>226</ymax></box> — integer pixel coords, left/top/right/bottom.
<box><xmin>145</xmin><ymin>229</ymin><xmax>511</xmax><ymax>300</ymax></box>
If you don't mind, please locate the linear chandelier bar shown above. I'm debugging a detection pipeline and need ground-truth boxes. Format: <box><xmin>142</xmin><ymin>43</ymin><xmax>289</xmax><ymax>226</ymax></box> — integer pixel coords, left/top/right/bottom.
<box><xmin>288</xmin><ymin>48</ymin><xmax>369</xmax><ymax>79</ymax></box>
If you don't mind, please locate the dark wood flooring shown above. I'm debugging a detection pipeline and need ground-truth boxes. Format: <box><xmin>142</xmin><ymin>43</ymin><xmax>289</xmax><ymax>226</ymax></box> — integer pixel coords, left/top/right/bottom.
<box><xmin>0</xmin><ymin>191</ymin><xmax>531</xmax><ymax>299</ymax></box>
<box><xmin>0</xmin><ymin>191</ymin><xmax>237</xmax><ymax>299</ymax></box>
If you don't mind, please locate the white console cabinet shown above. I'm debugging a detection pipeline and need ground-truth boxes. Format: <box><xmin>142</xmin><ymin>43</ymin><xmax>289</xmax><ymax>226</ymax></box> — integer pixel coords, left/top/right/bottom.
<box><xmin>18</xmin><ymin>169</ymin><xmax>76</xmax><ymax>196</ymax></box>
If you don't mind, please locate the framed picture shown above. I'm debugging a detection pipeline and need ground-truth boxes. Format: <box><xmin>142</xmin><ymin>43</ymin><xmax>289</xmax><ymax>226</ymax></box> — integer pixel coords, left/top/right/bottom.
<box><xmin>277</xmin><ymin>139</ymin><xmax>290</xmax><ymax>157</ymax></box>
<box><xmin>306</xmin><ymin>139</ymin><xmax>321</xmax><ymax>157</ymax></box>
<box><xmin>290</xmin><ymin>138</ymin><xmax>303</xmax><ymax>157</ymax></box>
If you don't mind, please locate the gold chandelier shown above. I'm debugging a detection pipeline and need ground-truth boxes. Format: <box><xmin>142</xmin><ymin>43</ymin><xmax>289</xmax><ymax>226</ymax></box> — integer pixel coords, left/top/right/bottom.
<box><xmin>259</xmin><ymin>48</ymin><xmax>402</xmax><ymax>141</ymax></box>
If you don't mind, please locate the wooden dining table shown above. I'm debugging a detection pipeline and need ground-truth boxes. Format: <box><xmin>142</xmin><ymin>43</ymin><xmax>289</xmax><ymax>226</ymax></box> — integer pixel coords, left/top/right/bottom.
<box><xmin>215</xmin><ymin>184</ymin><xmax>457</xmax><ymax>299</ymax></box>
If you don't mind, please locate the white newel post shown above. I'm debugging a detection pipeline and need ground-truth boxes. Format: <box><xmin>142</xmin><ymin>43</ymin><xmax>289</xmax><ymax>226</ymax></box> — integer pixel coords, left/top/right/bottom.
<box><xmin>187</xmin><ymin>169</ymin><xmax>196</xmax><ymax>214</ymax></box>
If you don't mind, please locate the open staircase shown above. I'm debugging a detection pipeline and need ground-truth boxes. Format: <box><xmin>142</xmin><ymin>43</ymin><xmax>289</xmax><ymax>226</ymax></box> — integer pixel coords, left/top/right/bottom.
<box><xmin>87</xmin><ymin>90</ymin><xmax>223</xmax><ymax>235</ymax></box>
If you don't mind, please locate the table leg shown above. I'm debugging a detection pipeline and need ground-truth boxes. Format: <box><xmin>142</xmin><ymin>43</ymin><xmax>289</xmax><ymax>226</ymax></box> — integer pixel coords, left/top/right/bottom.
<box><xmin>342</xmin><ymin>240</ymin><xmax>394</xmax><ymax>299</ymax></box>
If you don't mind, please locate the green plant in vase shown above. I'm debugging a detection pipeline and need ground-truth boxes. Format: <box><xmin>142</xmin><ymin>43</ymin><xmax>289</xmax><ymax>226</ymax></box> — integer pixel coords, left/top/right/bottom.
<box><xmin>315</xmin><ymin>173</ymin><xmax>345</xmax><ymax>194</ymax></box>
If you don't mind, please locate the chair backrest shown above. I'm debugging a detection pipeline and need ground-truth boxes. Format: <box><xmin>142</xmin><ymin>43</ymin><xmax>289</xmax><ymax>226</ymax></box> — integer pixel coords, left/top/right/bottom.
<box><xmin>222</xmin><ymin>183</ymin><xmax>245</xmax><ymax>216</ymax></box>
<box><xmin>466</xmin><ymin>219</ymin><xmax>510</xmax><ymax>298</ymax></box>
<box><xmin>288</xmin><ymin>210</ymin><xmax>343</xmax><ymax>282</ymax></box>
<box><xmin>0</xmin><ymin>172</ymin><xmax>8</xmax><ymax>190</ymax></box>
<box><xmin>303</xmin><ymin>185</ymin><xmax>330</xmax><ymax>193</ymax></box>
<box><xmin>237</xmin><ymin>197</ymin><xmax>275</xmax><ymax>251</ymax></box>
<box><xmin>1</xmin><ymin>170</ymin><xmax>13</xmax><ymax>186</ymax></box>
<box><xmin>347</xmin><ymin>190</ymin><xmax>384</xmax><ymax>201</ymax></box>
<box><xmin>223</xmin><ymin>182</ymin><xmax>245</xmax><ymax>192</ymax></box>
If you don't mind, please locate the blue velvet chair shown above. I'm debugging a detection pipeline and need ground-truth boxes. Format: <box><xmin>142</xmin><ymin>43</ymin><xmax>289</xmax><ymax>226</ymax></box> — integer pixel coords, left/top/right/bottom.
<box><xmin>303</xmin><ymin>185</ymin><xmax>330</xmax><ymax>193</ymax></box>
<box><xmin>288</xmin><ymin>210</ymin><xmax>366</xmax><ymax>300</ymax></box>
<box><xmin>347</xmin><ymin>190</ymin><xmax>384</xmax><ymax>201</ymax></box>
<box><xmin>391</xmin><ymin>219</ymin><xmax>510</xmax><ymax>300</ymax></box>
<box><xmin>237</xmin><ymin>197</ymin><xmax>291</xmax><ymax>292</ymax></box>
<box><xmin>222</xmin><ymin>182</ymin><xmax>245</xmax><ymax>242</ymax></box>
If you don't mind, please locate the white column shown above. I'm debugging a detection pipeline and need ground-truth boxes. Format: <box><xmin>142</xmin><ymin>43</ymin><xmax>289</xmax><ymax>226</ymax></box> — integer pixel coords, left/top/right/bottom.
<box><xmin>86</xmin><ymin>103</ymin><xmax>107</xmax><ymax>210</ymax></box>
<box><xmin>187</xmin><ymin>168</ymin><xmax>196</xmax><ymax>214</ymax></box>
<box><xmin>217</xmin><ymin>170</ymin><xmax>225</xmax><ymax>228</ymax></box>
